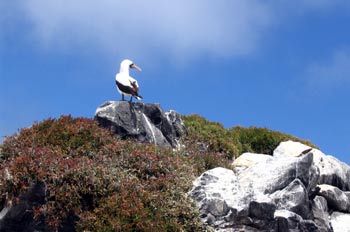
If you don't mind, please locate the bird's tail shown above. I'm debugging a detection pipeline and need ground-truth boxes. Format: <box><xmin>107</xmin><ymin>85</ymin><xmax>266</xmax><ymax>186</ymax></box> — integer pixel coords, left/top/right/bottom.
<box><xmin>135</xmin><ymin>95</ymin><xmax>143</xmax><ymax>101</ymax></box>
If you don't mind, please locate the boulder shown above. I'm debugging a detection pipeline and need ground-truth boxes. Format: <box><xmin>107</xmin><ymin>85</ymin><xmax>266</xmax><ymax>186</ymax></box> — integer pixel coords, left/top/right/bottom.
<box><xmin>313</xmin><ymin>153</ymin><xmax>350</xmax><ymax>191</ymax></box>
<box><xmin>232</xmin><ymin>152</ymin><xmax>272</xmax><ymax>172</ymax></box>
<box><xmin>312</xmin><ymin>196</ymin><xmax>332</xmax><ymax>232</ymax></box>
<box><xmin>331</xmin><ymin>212</ymin><xmax>350</xmax><ymax>232</ymax></box>
<box><xmin>270</xmin><ymin>179</ymin><xmax>311</xmax><ymax>219</ymax></box>
<box><xmin>0</xmin><ymin>181</ymin><xmax>80</xmax><ymax>232</ymax></box>
<box><xmin>94</xmin><ymin>101</ymin><xmax>185</xmax><ymax>149</ymax></box>
<box><xmin>189</xmin><ymin>152</ymin><xmax>326</xmax><ymax>231</ymax></box>
<box><xmin>238</xmin><ymin>152</ymin><xmax>316</xmax><ymax>195</ymax></box>
<box><xmin>318</xmin><ymin>184</ymin><xmax>350</xmax><ymax>212</ymax></box>
<box><xmin>274</xmin><ymin>209</ymin><xmax>304</xmax><ymax>231</ymax></box>
<box><xmin>274</xmin><ymin>209</ymin><xmax>327</xmax><ymax>232</ymax></box>
<box><xmin>273</xmin><ymin>140</ymin><xmax>312</xmax><ymax>158</ymax></box>
<box><xmin>274</xmin><ymin>140</ymin><xmax>350</xmax><ymax>191</ymax></box>
<box><xmin>190</xmin><ymin>141</ymin><xmax>350</xmax><ymax>231</ymax></box>
<box><xmin>0</xmin><ymin>181</ymin><xmax>48</xmax><ymax>232</ymax></box>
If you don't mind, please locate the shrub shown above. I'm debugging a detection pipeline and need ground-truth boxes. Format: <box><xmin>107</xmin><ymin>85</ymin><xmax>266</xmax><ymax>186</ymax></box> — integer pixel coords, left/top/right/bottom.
<box><xmin>229</xmin><ymin>126</ymin><xmax>317</xmax><ymax>155</ymax></box>
<box><xmin>0</xmin><ymin>116</ymin><xmax>205</xmax><ymax>231</ymax></box>
<box><xmin>182</xmin><ymin>114</ymin><xmax>241</xmax><ymax>159</ymax></box>
<box><xmin>182</xmin><ymin>114</ymin><xmax>317</xmax><ymax>158</ymax></box>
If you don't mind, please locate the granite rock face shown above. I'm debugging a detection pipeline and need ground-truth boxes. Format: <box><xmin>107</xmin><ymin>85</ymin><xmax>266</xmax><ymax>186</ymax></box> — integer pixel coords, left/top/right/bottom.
<box><xmin>94</xmin><ymin>101</ymin><xmax>185</xmax><ymax>149</ymax></box>
<box><xmin>189</xmin><ymin>140</ymin><xmax>350</xmax><ymax>232</ymax></box>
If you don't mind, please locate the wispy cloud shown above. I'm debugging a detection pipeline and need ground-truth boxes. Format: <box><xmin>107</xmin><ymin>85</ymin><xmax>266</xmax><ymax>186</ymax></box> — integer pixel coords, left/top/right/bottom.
<box><xmin>305</xmin><ymin>49</ymin><xmax>350</xmax><ymax>91</ymax></box>
<box><xmin>10</xmin><ymin>0</ymin><xmax>273</xmax><ymax>60</ymax></box>
<box><xmin>3</xmin><ymin>0</ymin><xmax>349</xmax><ymax>63</ymax></box>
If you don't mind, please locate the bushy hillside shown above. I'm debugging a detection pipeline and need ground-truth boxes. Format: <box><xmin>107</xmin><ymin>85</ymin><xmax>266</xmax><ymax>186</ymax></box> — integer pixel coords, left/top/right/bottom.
<box><xmin>0</xmin><ymin>115</ymin><xmax>316</xmax><ymax>231</ymax></box>
<box><xmin>183</xmin><ymin>114</ymin><xmax>316</xmax><ymax>159</ymax></box>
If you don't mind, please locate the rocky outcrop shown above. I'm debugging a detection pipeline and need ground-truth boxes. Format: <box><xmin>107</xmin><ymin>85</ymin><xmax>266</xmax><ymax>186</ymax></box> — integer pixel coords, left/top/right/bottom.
<box><xmin>190</xmin><ymin>140</ymin><xmax>350</xmax><ymax>231</ymax></box>
<box><xmin>94</xmin><ymin>101</ymin><xmax>185</xmax><ymax>149</ymax></box>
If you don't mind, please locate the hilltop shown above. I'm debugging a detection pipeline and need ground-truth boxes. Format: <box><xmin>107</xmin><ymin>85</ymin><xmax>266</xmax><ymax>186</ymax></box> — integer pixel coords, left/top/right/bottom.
<box><xmin>0</xmin><ymin>102</ymin><xmax>337</xmax><ymax>231</ymax></box>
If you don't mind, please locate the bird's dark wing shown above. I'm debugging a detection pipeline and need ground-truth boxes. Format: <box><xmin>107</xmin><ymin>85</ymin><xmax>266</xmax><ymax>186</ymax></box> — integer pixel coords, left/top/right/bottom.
<box><xmin>116</xmin><ymin>80</ymin><xmax>139</xmax><ymax>97</ymax></box>
<box><xmin>130</xmin><ymin>80</ymin><xmax>139</xmax><ymax>92</ymax></box>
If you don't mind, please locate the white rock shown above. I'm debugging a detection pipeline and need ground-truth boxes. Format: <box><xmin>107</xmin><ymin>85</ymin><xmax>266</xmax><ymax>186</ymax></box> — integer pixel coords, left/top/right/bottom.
<box><xmin>331</xmin><ymin>212</ymin><xmax>350</xmax><ymax>232</ymax></box>
<box><xmin>191</xmin><ymin>167</ymin><xmax>238</xmax><ymax>207</ymax></box>
<box><xmin>232</xmin><ymin>152</ymin><xmax>272</xmax><ymax>171</ymax></box>
<box><xmin>238</xmin><ymin>152</ymin><xmax>314</xmax><ymax>194</ymax></box>
<box><xmin>273</xmin><ymin>140</ymin><xmax>312</xmax><ymax>157</ymax></box>
<box><xmin>274</xmin><ymin>140</ymin><xmax>350</xmax><ymax>191</ymax></box>
<box><xmin>313</xmin><ymin>152</ymin><xmax>350</xmax><ymax>191</ymax></box>
<box><xmin>318</xmin><ymin>184</ymin><xmax>350</xmax><ymax>212</ymax></box>
<box><xmin>190</xmin><ymin>141</ymin><xmax>350</xmax><ymax>231</ymax></box>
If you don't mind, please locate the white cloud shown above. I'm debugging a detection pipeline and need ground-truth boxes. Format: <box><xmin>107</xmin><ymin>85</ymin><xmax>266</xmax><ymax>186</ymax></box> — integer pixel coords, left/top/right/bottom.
<box><xmin>4</xmin><ymin>0</ymin><xmax>349</xmax><ymax>63</ymax></box>
<box><xmin>16</xmin><ymin>0</ymin><xmax>273</xmax><ymax>61</ymax></box>
<box><xmin>306</xmin><ymin>49</ymin><xmax>350</xmax><ymax>89</ymax></box>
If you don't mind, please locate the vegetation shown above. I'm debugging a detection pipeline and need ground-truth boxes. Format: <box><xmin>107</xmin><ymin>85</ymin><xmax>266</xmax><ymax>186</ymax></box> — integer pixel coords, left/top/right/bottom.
<box><xmin>183</xmin><ymin>114</ymin><xmax>316</xmax><ymax>159</ymax></box>
<box><xmin>0</xmin><ymin>114</ymin><xmax>316</xmax><ymax>231</ymax></box>
<box><xmin>0</xmin><ymin>116</ymin><xmax>206</xmax><ymax>231</ymax></box>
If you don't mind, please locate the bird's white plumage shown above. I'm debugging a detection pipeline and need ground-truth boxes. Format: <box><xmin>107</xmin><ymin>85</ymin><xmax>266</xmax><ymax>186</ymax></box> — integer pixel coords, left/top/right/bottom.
<box><xmin>115</xmin><ymin>73</ymin><xmax>139</xmax><ymax>93</ymax></box>
<box><xmin>115</xmin><ymin>59</ymin><xmax>142</xmax><ymax>100</ymax></box>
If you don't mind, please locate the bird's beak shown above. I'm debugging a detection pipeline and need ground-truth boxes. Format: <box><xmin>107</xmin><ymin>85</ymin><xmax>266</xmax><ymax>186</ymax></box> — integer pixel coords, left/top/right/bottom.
<box><xmin>131</xmin><ymin>64</ymin><xmax>142</xmax><ymax>71</ymax></box>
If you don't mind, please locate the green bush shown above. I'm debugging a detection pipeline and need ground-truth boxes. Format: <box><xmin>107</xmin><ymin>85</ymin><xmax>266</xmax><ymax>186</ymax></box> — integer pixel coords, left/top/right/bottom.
<box><xmin>182</xmin><ymin>114</ymin><xmax>317</xmax><ymax>159</ymax></box>
<box><xmin>229</xmin><ymin>126</ymin><xmax>316</xmax><ymax>155</ymax></box>
<box><xmin>182</xmin><ymin>114</ymin><xmax>241</xmax><ymax>159</ymax></box>
<box><xmin>0</xmin><ymin>116</ymin><xmax>205</xmax><ymax>231</ymax></box>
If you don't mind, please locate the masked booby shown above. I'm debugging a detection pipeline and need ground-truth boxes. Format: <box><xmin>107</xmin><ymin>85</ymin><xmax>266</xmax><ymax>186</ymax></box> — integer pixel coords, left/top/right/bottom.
<box><xmin>115</xmin><ymin>59</ymin><xmax>143</xmax><ymax>102</ymax></box>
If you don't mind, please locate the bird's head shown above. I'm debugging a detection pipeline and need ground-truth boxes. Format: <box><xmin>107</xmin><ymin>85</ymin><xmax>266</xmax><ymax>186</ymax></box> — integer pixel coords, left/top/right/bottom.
<box><xmin>120</xmin><ymin>59</ymin><xmax>142</xmax><ymax>73</ymax></box>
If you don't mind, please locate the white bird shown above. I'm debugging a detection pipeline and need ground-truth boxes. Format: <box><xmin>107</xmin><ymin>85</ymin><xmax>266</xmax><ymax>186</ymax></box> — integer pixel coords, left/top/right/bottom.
<box><xmin>115</xmin><ymin>59</ymin><xmax>143</xmax><ymax>102</ymax></box>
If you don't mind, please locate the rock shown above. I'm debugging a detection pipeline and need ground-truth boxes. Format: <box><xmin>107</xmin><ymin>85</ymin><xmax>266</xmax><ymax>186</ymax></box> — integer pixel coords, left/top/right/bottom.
<box><xmin>189</xmin><ymin>153</ymin><xmax>318</xmax><ymax>231</ymax></box>
<box><xmin>94</xmin><ymin>101</ymin><xmax>185</xmax><ymax>149</ymax></box>
<box><xmin>232</xmin><ymin>152</ymin><xmax>272</xmax><ymax>172</ymax></box>
<box><xmin>274</xmin><ymin>209</ymin><xmax>322</xmax><ymax>232</ymax></box>
<box><xmin>249</xmin><ymin>200</ymin><xmax>276</xmax><ymax>220</ymax></box>
<box><xmin>190</xmin><ymin>140</ymin><xmax>350</xmax><ymax>231</ymax></box>
<box><xmin>238</xmin><ymin>152</ymin><xmax>315</xmax><ymax>195</ymax></box>
<box><xmin>270</xmin><ymin>178</ymin><xmax>311</xmax><ymax>219</ymax></box>
<box><xmin>299</xmin><ymin>220</ymin><xmax>320</xmax><ymax>232</ymax></box>
<box><xmin>164</xmin><ymin>110</ymin><xmax>185</xmax><ymax>137</ymax></box>
<box><xmin>274</xmin><ymin>209</ymin><xmax>304</xmax><ymax>231</ymax></box>
<box><xmin>331</xmin><ymin>212</ymin><xmax>350</xmax><ymax>232</ymax></box>
<box><xmin>273</xmin><ymin>140</ymin><xmax>312</xmax><ymax>158</ymax></box>
<box><xmin>219</xmin><ymin>225</ymin><xmax>261</xmax><ymax>232</ymax></box>
<box><xmin>0</xmin><ymin>181</ymin><xmax>48</xmax><ymax>232</ymax></box>
<box><xmin>313</xmin><ymin>153</ymin><xmax>350</xmax><ymax>191</ymax></box>
<box><xmin>318</xmin><ymin>184</ymin><xmax>350</xmax><ymax>212</ymax></box>
<box><xmin>190</xmin><ymin>167</ymin><xmax>237</xmax><ymax>209</ymax></box>
<box><xmin>0</xmin><ymin>181</ymin><xmax>79</xmax><ymax>232</ymax></box>
<box><xmin>274</xmin><ymin>140</ymin><xmax>350</xmax><ymax>191</ymax></box>
<box><xmin>201</xmin><ymin>198</ymin><xmax>229</xmax><ymax>218</ymax></box>
<box><xmin>312</xmin><ymin>196</ymin><xmax>332</xmax><ymax>232</ymax></box>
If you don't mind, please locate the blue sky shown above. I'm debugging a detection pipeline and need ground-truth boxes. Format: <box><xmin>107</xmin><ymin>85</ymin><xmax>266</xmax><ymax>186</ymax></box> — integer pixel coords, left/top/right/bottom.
<box><xmin>1</xmin><ymin>1</ymin><xmax>350</xmax><ymax>164</ymax></box>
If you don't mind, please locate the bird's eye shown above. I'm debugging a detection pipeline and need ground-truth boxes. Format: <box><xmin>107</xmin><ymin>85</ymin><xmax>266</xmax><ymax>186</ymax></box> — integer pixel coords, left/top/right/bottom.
<box><xmin>129</xmin><ymin>63</ymin><xmax>134</xmax><ymax>68</ymax></box>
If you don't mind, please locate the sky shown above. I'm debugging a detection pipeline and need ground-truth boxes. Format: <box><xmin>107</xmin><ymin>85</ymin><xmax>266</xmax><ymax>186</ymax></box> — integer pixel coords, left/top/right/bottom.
<box><xmin>1</xmin><ymin>0</ymin><xmax>350</xmax><ymax>164</ymax></box>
